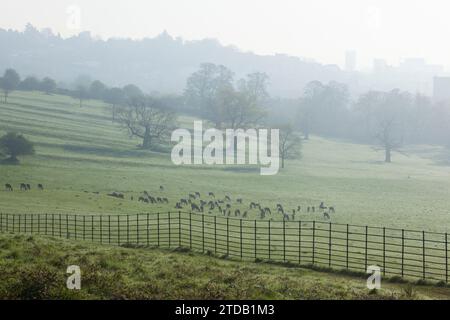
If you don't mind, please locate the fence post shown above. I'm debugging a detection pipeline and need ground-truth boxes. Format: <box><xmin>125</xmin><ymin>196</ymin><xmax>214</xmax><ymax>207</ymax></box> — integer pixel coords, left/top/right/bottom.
<box><xmin>365</xmin><ymin>226</ymin><xmax>368</xmax><ymax>271</ymax></box>
<box><xmin>254</xmin><ymin>220</ymin><xmax>257</xmax><ymax>260</ymax></box>
<box><xmin>401</xmin><ymin>229</ymin><xmax>405</xmax><ymax>278</ymax></box>
<box><xmin>146</xmin><ymin>213</ymin><xmax>149</xmax><ymax>246</ymax></box>
<box><xmin>45</xmin><ymin>214</ymin><xmax>47</xmax><ymax>235</ymax></box>
<box><xmin>422</xmin><ymin>231</ymin><xmax>425</xmax><ymax>279</ymax></box>
<box><xmin>82</xmin><ymin>215</ymin><xmax>85</xmax><ymax>240</ymax></box>
<box><xmin>329</xmin><ymin>222</ymin><xmax>332</xmax><ymax>267</ymax></box>
<box><xmin>168</xmin><ymin>212</ymin><xmax>171</xmax><ymax>248</ymax></box>
<box><xmin>178</xmin><ymin>211</ymin><xmax>181</xmax><ymax>247</ymax></box>
<box><xmin>202</xmin><ymin>214</ymin><xmax>205</xmax><ymax>253</ymax></box>
<box><xmin>126</xmin><ymin>215</ymin><xmax>130</xmax><ymax>244</ymax></box>
<box><xmin>268</xmin><ymin>220</ymin><xmax>271</xmax><ymax>261</ymax></box>
<box><xmin>91</xmin><ymin>215</ymin><xmax>94</xmax><ymax>242</ymax></box>
<box><xmin>157</xmin><ymin>213</ymin><xmax>160</xmax><ymax>247</ymax></box>
<box><xmin>108</xmin><ymin>215</ymin><xmax>111</xmax><ymax>244</ymax></box>
<box><xmin>136</xmin><ymin>214</ymin><xmax>139</xmax><ymax>245</ymax></box>
<box><xmin>383</xmin><ymin>227</ymin><xmax>386</xmax><ymax>276</ymax></box>
<box><xmin>117</xmin><ymin>215</ymin><xmax>120</xmax><ymax>245</ymax></box>
<box><xmin>52</xmin><ymin>214</ymin><xmax>54</xmax><ymax>236</ymax></box>
<box><xmin>446</xmin><ymin>233</ymin><xmax>448</xmax><ymax>283</ymax></box>
<box><xmin>298</xmin><ymin>221</ymin><xmax>302</xmax><ymax>264</ymax></box>
<box><xmin>312</xmin><ymin>221</ymin><xmax>315</xmax><ymax>265</ymax></box>
<box><xmin>59</xmin><ymin>214</ymin><xmax>62</xmax><ymax>238</ymax></box>
<box><xmin>283</xmin><ymin>220</ymin><xmax>286</xmax><ymax>262</ymax></box>
<box><xmin>38</xmin><ymin>214</ymin><xmax>40</xmax><ymax>234</ymax></box>
<box><xmin>240</xmin><ymin>218</ymin><xmax>243</xmax><ymax>259</ymax></box>
<box><xmin>66</xmin><ymin>214</ymin><xmax>69</xmax><ymax>239</ymax></box>
<box><xmin>100</xmin><ymin>215</ymin><xmax>103</xmax><ymax>244</ymax></box>
<box><xmin>226</xmin><ymin>218</ymin><xmax>229</xmax><ymax>257</ymax></box>
<box><xmin>18</xmin><ymin>214</ymin><xmax>21</xmax><ymax>233</ymax></box>
<box><xmin>189</xmin><ymin>212</ymin><xmax>192</xmax><ymax>249</ymax></box>
<box><xmin>214</xmin><ymin>216</ymin><xmax>217</xmax><ymax>255</ymax></box>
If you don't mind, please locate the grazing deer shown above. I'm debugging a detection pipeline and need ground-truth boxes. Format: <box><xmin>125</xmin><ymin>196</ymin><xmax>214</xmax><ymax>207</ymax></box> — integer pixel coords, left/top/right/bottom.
<box><xmin>235</xmin><ymin>209</ymin><xmax>241</xmax><ymax>217</ymax></box>
<box><xmin>224</xmin><ymin>195</ymin><xmax>231</xmax><ymax>202</ymax></box>
<box><xmin>243</xmin><ymin>211</ymin><xmax>248</xmax><ymax>218</ymax></box>
<box><xmin>297</xmin><ymin>205</ymin><xmax>301</xmax><ymax>212</ymax></box>
<box><xmin>189</xmin><ymin>193</ymin><xmax>196</xmax><ymax>200</ymax></box>
<box><xmin>191</xmin><ymin>203</ymin><xmax>200</xmax><ymax>211</ymax></box>
<box><xmin>5</xmin><ymin>184</ymin><xmax>13</xmax><ymax>191</ymax></box>
<box><xmin>264</xmin><ymin>207</ymin><xmax>271</xmax><ymax>215</ymax></box>
<box><xmin>237</xmin><ymin>198</ymin><xmax>243</xmax><ymax>204</ymax></box>
<box><xmin>195</xmin><ymin>191</ymin><xmax>201</xmax><ymax>198</ymax></box>
<box><xmin>20</xmin><ymin>183</ymin><xmax>27</xmax><ymax>191</ymax></box>
<box><xmin>323</xmin><ymin>212</ymin><xmax>330</xmax><ymax>220</ymax></box>
<box><xmin>162</xmin><ymin>198</ymin><xmax>169</xmax><ymax>204</ymax></box>
<box><xmin>329</xmin><ymin>207</ymin><xmax>335</xmax><ymax>213</ymax></box>
<box><xmin>159</xmin><ymin>185</ymin><xmax>164</xmax><ymax>191</ymax></box>
<box><xmin>319</xmin><ymin>202</ymin><xmax>327</xmax><ymax>210</ymax></box>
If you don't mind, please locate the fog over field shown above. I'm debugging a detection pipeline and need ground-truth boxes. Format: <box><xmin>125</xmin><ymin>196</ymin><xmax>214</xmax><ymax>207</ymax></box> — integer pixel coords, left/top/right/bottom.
<box><xmin>1</xmin><ymin>0</ymin><xmax>450</xmax><ymax>302</ymax></box>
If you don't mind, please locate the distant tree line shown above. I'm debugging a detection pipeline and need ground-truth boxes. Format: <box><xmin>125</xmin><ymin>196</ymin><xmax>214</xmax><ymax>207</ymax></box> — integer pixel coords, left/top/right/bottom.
<box><xmin>4</xmin><ymin>64</ymin><xmax>449</xmax><ymax>164</ymax></box>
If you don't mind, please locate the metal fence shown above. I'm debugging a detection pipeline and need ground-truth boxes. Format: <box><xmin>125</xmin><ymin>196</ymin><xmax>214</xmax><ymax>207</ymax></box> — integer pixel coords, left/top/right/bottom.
<box><xmin>0</xmin><ymin>212</ymin><xmax>448</xmax><ymax>283</ymax></box>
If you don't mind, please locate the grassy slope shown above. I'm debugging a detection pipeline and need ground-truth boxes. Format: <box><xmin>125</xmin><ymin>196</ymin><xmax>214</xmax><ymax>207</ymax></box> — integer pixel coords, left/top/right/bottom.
<box><xmin>1</xmin><ymin>91</ymin><xmax>450</xmax><ymax>299</ymax></box>
<box><xmin>1</xmin><ymin>233</ymin><xmax>449</xmax><ymax>300</ymax></box>
<box><xmin>0</xmin><ymin>91</ymin><xmax>450</xmax><ymax>231</ymax></box>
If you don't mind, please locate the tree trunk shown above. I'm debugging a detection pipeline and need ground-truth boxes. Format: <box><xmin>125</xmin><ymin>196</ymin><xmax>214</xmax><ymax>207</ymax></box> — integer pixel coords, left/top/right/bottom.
<box><xmin>385</xmin><ymin>147</ymin><xmax>391</xmax><ymax>163</ymax></box>
<box><xmin>142</xmin><ymin>128</ymin><xmax>152</xmax><ymax>149</ymax></box>
<box><xmin>281</xmin><ymin>155</ymin><xmax>285</xmax><ymax>169</ymax></box>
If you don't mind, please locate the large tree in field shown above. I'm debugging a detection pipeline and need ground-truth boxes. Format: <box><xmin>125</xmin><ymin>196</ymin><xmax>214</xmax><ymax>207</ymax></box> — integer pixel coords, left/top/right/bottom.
<box><xmin>0</xmin><ymin>132</ymin><xmax>34</xmax><ymax>164</ymax></box>
<box><xmin>297</xmin><ymin>80</ymin><xmax>349</xmax><ymax>140</ymax></box>
<box><xmin>74</xmin><ymin>85</ymin><xmax>89</xmax><ymax>107</ymax></box>
<box><xmin>40</xmin><ymin>77</ymin><xmax>57</xmax><ymax>94</ymax></box>
<box><xmin>356</xmin><ymin>89</ymin><xmax>412</xmax><ymax>163</ymax></box>
<box><xmin>278</xmin><ymin>123</ymin><xmax>302</xmax><ymax>169</ymax></box>
<box><xmin>184</xmin><ymin>63</ymin><xmax>234</xmax><ymax>118</ymax></box>
<box><xmin>0</xmin><ymin>69</ymin><xmax>21</xmax><ymax>103</ymax></box>
<box><xmin>115</xmin><ymin>96</ymin><xmax>176</xmax><ymax>149</ymax></box>
<box><xmin>19</xmin><ymin>76</ymin><xmax>40</xmax><ymax>91</ymax></box>
<box><xmin>104</xmin><ymin>87</ymin><xmax>125</xmax><ymax>120</ymax></box>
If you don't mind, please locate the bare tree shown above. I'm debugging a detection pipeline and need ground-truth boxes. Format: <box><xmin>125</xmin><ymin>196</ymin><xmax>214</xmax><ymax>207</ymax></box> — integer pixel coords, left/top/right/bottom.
<box><xmin>278</xmin><ymin>123</ymin><xmax>302</xmax><ymax>169</ymax></box>
<box><xmin>115</xmin><ymin>96</ymin><xmax>176</xmax><ymax>149</ymax></box>
<box><xmin>356</xmin><ymin>89</ymin><xmax>411</xmax><ymax>163</ymax></box>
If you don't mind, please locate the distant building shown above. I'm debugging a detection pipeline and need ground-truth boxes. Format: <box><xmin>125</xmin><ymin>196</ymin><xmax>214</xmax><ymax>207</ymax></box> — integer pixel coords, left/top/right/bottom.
<box><xmin>345</xmin><ymin>51</ymin><xmax>356</xmax><ymax>72</ymax></box>
<box><xmin>433</xmin><ymin>77</ymin><xmax>450</xmax><ymax>103</ymax></box>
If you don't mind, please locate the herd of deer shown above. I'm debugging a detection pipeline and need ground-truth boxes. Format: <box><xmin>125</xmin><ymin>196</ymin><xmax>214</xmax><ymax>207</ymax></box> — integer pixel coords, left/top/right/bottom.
<box><xmin>3</xmin><ymin>183</ymin><xmax>336</xmax><ymax>220</ymax></box>
<box><xmin>174</xmin><ymin>192</ymin><xmax>336</xmax><ymax>221</ymax></box>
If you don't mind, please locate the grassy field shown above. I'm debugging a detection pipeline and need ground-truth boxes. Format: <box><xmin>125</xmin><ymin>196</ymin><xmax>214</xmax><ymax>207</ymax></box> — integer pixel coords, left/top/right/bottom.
<box><xmin>1</xmin><ymin>91</ymin><xmax>450</xmax><ymax>232</ymax></box>
<box><xmin>1</xmin><ymin>232</ymin><xmax>450</xmax><ymax>300</ymax></box>
<box><xmin>1</xmin><ymin>90</ymin><xmax>450</xmax><ymax>296</ymax></box>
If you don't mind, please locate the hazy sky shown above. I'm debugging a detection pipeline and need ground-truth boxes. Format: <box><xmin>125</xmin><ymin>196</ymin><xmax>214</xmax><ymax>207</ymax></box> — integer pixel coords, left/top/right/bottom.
<box><xmin>2</xmin><ymin>0</ymin><xmax>450</xmax><ymax>70</ymax></box>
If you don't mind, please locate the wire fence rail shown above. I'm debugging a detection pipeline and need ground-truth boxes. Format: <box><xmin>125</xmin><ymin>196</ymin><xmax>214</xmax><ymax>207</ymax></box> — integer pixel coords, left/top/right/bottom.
<box><xmin>0</xmin><ymin>212</ymin><xmax>448</xmax><ymax>283</ymax></box>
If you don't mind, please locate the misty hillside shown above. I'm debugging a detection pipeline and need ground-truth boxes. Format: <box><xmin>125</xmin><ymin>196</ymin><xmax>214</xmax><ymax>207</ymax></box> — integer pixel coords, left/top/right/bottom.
<box><xmin>0</xmin><ymin>24</ymin><xmax>433</xmax><ymax>98</ymax></box>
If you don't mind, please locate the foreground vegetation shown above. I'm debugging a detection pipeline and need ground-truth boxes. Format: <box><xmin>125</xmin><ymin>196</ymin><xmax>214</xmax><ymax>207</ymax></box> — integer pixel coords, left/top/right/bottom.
<box><xmin>1</xmin><ymin>233</ymin><xmax>450</xmax><ymax>300</ymax></box>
